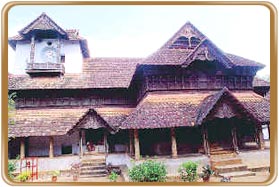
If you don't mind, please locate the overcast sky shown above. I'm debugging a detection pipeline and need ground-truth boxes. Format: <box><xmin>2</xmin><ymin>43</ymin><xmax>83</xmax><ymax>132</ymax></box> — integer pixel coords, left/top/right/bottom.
<box><xmin>8</xmin><ymin>5</ymin><xmax>270</xmax><ymax>78</ymax></box>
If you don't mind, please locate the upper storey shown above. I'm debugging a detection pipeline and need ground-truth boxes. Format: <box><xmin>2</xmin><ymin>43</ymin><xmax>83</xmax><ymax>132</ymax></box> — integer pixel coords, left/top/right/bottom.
<box><xmin>9</xmin><ymin>13</ymin><xmax>90</xmax><ymax>76</ymax></box>
<box><xmin>8</xmin><ymin>14</ymin><xmax>265</xmax><ymax>92</ymax></box>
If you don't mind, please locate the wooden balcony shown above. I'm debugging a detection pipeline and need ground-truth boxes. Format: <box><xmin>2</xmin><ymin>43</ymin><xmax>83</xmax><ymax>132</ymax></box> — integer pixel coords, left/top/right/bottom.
<box><xmin>26</xmin><ymin>63</ymin><xmax>65</xmax><ymax>76</ymax></box>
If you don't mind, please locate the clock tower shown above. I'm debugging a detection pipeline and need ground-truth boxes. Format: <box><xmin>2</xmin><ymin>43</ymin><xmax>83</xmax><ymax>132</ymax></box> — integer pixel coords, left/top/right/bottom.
<box><xmin>9</xmin><ymin>12</ymin><xmax>90</xmax><ymax>76</ymax></box>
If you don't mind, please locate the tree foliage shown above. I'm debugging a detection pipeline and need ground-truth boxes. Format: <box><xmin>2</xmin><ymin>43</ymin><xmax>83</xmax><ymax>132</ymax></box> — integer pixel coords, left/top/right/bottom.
<box><xmin>8</xmin><ymin>92</ymin><xmax>16</xmax><ymax>125</ymax></box>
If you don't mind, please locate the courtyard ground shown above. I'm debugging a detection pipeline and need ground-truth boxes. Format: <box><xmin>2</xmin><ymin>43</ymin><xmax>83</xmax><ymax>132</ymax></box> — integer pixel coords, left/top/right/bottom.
<box><xmin>17</xmin><ymin>144</ymin><xmax>271</xmax><ymax>184</ymax></box>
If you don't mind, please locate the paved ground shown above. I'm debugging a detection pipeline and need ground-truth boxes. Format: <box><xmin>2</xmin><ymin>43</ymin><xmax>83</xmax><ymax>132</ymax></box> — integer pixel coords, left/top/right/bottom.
<box><xmin>27</xmin><ymin>148</ymin><xmax>271</xmax><ymax>183</ymax></box>
<box><xmin>210</xmin><ymin>171</ymin><xmax>270</xmax><ymax>183</ymax></box>
<box><xmin>32</xmin><ymin>171</ymin><xmax>269</xmax><ymax>183</ymax></box>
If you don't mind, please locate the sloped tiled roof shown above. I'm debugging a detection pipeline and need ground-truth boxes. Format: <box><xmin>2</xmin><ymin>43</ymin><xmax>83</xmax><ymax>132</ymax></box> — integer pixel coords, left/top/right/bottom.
<box><xmin>95</xmin><ymin>107</ymin><xmax>134</xmax><ymax>128</ymax></box>
<box><xmin>9</xmin><ymin>107</ymin><xmax>134</xmax><ymax>138</ymax></box>
<box><xmin>196</xmin><ymin>88</ymin><xmax>269</xmax><ymax>125</ymax></box>
<box><xmin>120</xmin><ymin>89</ymin><xmax>270</xmax><ymax>129</ymax></box>
<box><xmin>253</xmin><ymin>77</ymin><xmax>270</xmax><ymax>87</ymax></box>
<box><xmin>142</xmin><ymin>22</ymin><xmax>205</xmax><ymax>65</ymax></box>
<box><xmin>142</xmin><ymin>21</ymin><xmax>264</xmax><ymax>69</ymax></box>
<box><xmin>8</xmin><ymin>58</ymin><xmax>143</xmax><ymax>90</ymax></box>
<box><xmin>226</xmin><ymin>54</ymin><xmax>265</xmax><ymax>68</ymax></box>
<box><xmin>120</xmin><ymin>91</ymin><xmax>213</xmax><ymax>129</ymax></box>
<box><xmin>232</xmin><ymin>91</ymin><xmax>270</xmax><ymax>123</ymax></box>
<box><xmin>9</xmin><ymin>108</ymin><xmax>88</xmax><ymax>138</ymax></box>
<box><xmin>265</xmin><ymin>91</ymin><xmax>270</xmax><ymax>100</ymax></box>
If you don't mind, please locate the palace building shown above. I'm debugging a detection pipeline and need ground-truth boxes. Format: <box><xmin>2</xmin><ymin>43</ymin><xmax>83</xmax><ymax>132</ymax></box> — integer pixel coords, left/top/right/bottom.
<box><xmin>8</xmin><ymin>13</ymin><xmax>270</xmax><ymax>175</ymax></box>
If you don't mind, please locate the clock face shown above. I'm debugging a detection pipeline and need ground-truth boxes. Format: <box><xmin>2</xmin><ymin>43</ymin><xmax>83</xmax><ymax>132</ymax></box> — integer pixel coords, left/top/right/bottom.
<box><xmin>41</xmin><ymin>47</ymin><xmax>57</xmax><ymax>63</ymax></box>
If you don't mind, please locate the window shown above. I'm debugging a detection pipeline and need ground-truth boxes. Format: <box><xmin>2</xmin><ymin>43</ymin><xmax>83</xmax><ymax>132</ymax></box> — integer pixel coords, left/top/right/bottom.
<box><xmin>61</xmin><ymin>54</ymin><xmax>65</xmax><ymax>63</ymax></box>
<box><xmin>62</xmin><ymin>145</ymin><xmax>72</xmax><ymax>154</ymax></box>
<box><xmin>190</xmin><ymin>37</ymin><xmax>201</xmax><ymax>48</ymax></box>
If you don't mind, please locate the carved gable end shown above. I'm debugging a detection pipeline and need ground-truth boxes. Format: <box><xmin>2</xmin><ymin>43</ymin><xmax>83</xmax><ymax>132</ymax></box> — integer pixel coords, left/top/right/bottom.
<box><xmin>19</xmin><ymin>12</ymin><xmax>67</xmax><ymax>38</ymax></box>
<box><xmin>78</xmin><ymin>112</ymin><xmax>108</xmax><ymax>129</ymax></box>
<box><xmin>209</xmin><ymin>101</ymin><xmax>236</xmax><ymax>119</ymax></box>
<box><xmin>182</xmin><ymin>39</ymin><xmax>234</xmax><ymax>69</ymax></box>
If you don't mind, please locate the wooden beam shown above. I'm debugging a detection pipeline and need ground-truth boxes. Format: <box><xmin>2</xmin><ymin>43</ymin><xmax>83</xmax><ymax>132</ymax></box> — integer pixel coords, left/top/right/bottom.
<box><xmin>134</xmin><ymin>129</ymin><xmax>140</xmax><ymax>160</ymax></box>
<box><xmin>20</xmin><ymin>137</ymin><xmax>25</xmax><ymax>159</ymax></box>
<box><xmin>49</xmin><ymin>136</ymin><xmax>54</xmax><ymax>158</ymax></box>
<box><xmin>170</xmin><ymin>128</ymin><xmax>178</xmax><ymax>158</ymax></box>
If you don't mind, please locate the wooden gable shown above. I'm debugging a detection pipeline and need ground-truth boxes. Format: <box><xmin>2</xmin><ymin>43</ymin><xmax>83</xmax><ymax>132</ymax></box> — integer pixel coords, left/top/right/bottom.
<box><xmin>19</xmin><ymin>12</ymin><xmax>67</xmax><ymax>38</ymax></box>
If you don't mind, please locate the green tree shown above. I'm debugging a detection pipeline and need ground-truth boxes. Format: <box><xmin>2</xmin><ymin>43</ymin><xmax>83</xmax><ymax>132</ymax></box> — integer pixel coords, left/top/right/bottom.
<box><xmin>8</xmin><ymin>92</ymin><xmax>16</xmax><ymax>125</ymax></box>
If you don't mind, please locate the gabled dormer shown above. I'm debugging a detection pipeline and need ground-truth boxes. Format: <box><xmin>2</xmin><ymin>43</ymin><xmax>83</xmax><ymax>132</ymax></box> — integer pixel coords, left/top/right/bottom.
<box><xmin>9</xmin><ymin>13</ymin><xmax>90</xmax><ymax>76</ymax></box>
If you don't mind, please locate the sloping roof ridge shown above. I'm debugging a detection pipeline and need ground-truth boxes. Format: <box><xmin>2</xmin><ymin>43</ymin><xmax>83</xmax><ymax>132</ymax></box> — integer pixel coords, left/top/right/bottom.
<box><xmin>19</xmin><ymin>12</ymin><xmax>67</xmax><ymax>36</ymax></box>
<box><xmin>226</xmin><ymin>53</ymin><xmax>265</xmax><ymax>68</ymax></box>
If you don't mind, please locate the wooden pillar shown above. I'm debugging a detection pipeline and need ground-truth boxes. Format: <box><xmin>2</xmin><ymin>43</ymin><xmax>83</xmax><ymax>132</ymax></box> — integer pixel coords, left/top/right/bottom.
<box><xmin>49</xmin><ymin>136</ymin><xmax>54</xmax><ymax>158</ymax></box>
<box><xmin>129</xmin><ymin>130</ymin><xmax>134</xmax><ymax>156</ymax></box>
<box><xmin>80</xmin><ymin>129</ymin><xmax>85</xmax><ymax>157</ymax></box>
<box><xmin>134</xmin><ymin>129</ymin><xmax>140</xmax><ymax>160</ymax></box>
<box><xmin>20</xmin><ymin>137</ymin><xmax>25</xmax><ymax>159</ymax></box>
<box><xmin>104</xmin><ymin>131</ymin><xmax>108</xmax><ymax>157</ymax></box>
<box><xmin>267</xmin><ymin>123</ymin><xmax>270</xmax><ymax>140</ymax></box>
<box><xmin>30</xmin><ymin>35</ymin><xmax>35</xmax><ymax>63</ymax></box>
<box><xmin>202</xmin><ymin>125</ymin><xmax>210</xmax><ymax>157</ymax></box>
<box><xmin>170</xmin><ymin>128</ymin><xmax>178</xmax><ymax>158</ymax></box>
<box><xmin>257</xmin><ymin>126</ymin><xmax>265</xmax><ymax>150</ymax></box>
<box><xmin>231</xmin><ymin>126</ymin><xmax>239</xmax><ymax>154</ymax></box>
<box><xmin>56</xmin><ymin>36</ymin><xmax>61</xmax><ymax>63</ymax></box>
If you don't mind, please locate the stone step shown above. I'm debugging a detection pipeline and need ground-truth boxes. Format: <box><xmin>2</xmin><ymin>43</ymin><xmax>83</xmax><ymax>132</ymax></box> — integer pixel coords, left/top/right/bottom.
<box><xmin>81</xmin><ymin>162</ymin><xmax>106</xmax><ymax>167</ymax></box>
<box><xmin>82</xmin><ymin>158</ymin><xmax>105</xmax><ymax>163</ymax></box>
<box><xmin>211</xmin><ymin>157</ymin><xmax>242</xmax><ymax>168</ymax></box>
<box><xmin>80</xmin><ymin>170</ymin><xmax>107</xmax><ymax>176</ymax></box>
<box><xmin>210</xmin><ymin>150</ymin><xmax>234</xmax><ymax>155</ymax></box>
<box><xmin>81</xmin><ymin>165</ymin><xmax>106</xmax><ymax>171</ymax></box>
<box><xmin>248</xmin><ymin>166</ymin><xmax>270</xmax><ymax>172</ymax></box>
<box><xmin>79</xmin><ymin>173</ymin><xmax>108</xmax><ymax>178</ymax></box>
<box><xmin>218</xmin><ymin>171</ymin><xmax>256</xmax><ymax>178</ymax></box>
<box><xmin>215</xmin><ymin>164</ymin><xmax>248</xmax><ymax>174</ymax></box>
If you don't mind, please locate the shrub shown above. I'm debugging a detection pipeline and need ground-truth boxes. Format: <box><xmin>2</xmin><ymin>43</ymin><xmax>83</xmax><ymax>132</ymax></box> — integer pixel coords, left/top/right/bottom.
<box><xmin>129</xmin><ymin>160</ymin><xmax>167</xmax><ymax>182</ymax></box>
<box><xmin>8</xmin><ymin>160</ymin><xmax>17</xmax><ymax>179</ymax></box>
<box><xmin>199</xmin><ymin>165</ymin><xmax>214</xmax><ymax>179</ymax></box>
<box><xmin>8</xmin><ymin>156</ymin><xmax>19</xmax><ymax>179</ymax></box>
<box><xmin>16</xmin><ymin>171</ymin><xmax>31</xmax><ymax>182</ymax></box>
<box><xmin>50</xmin><ymin>170</ymin><xmax>60</xmax><ymax>177</ymax></box>
<box><xmin>108</xmin><ymin>171</ymin><xmax>119</xmax><ymax>182</ymax></box>
<box><xmin>178</xmin><ymin>161</ymin><xmax>198</xmax><ymax>182</ymax></box>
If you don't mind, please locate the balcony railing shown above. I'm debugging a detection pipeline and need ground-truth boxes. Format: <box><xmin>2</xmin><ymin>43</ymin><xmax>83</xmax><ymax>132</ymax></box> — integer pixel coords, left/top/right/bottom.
<box><xmin>26</xmin><ymin>63</ymin><xmax>65</xmax><ymax>75</ymax></box>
